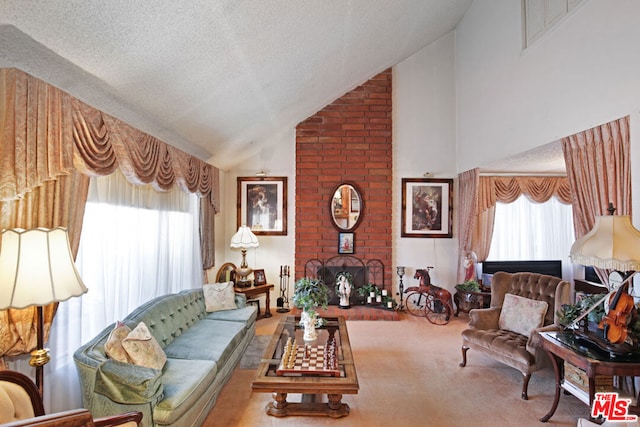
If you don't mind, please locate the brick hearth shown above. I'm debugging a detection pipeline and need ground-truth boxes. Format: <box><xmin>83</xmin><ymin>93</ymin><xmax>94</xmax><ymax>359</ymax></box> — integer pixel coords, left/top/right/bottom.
<box><xmin>291</xmin><ymin>305</ymin><xmax>399</xmax><ymax>321</ymax></box>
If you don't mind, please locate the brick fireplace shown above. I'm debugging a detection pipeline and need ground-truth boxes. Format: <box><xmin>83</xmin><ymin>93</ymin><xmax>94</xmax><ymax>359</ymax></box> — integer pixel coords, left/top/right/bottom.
<box><xmin>295</xmin><ymin>69</ymin><xmax>393</xmax><ymax>287</ymax></box>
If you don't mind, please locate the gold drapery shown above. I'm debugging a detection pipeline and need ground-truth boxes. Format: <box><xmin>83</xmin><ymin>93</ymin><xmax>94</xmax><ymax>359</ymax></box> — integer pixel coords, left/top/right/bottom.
<box><xmin>562</xmin><ymin>116</ymin><xmax>631</xmax><ymax>286</ymax></box>
<box><xmin>0</xmin><ymin>68</ymin><xmax>219</xmax><ymax>357</ymax></box>
<box><xmin>456</xmin><ymin>173</ymin><xmax>572</xmax><ymax>278</ymax></box>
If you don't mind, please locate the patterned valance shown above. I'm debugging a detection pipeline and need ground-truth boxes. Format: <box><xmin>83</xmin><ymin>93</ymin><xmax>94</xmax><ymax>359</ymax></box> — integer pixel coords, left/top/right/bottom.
<box><xmin>478</xmin><ymin>175</ymin><xmax>571</xmax><ymax>213</ymax></box>
<box><xmin>0</xmin><ymin>68</ymin><xmax>219</xmax><ymax>211</ymax></box>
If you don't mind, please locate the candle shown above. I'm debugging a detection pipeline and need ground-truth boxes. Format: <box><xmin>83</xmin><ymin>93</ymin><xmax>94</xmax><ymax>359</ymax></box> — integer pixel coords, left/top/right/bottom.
<box><xmin>387</xmin><ymin>301</ymin><xmax>393</xmax><ymax>309</ymax></box>
<box><xmin>376</xmin><ymin>295</ymin><xmax>382</xmax><ymax>303</ymax></box>
<box><xmin>369</xmin><ymin>291</ymin><xmax>375</xmax><ymax>298</ymax></box>
<box><xmin>367</xmin><ymin>296</ymin><xmax>372</xmax><ymax>304</ymax></box>
<box><xmin>382</xmin><ymin>289</ymin><xmax>388</xmax><ymax>296</ymax></box>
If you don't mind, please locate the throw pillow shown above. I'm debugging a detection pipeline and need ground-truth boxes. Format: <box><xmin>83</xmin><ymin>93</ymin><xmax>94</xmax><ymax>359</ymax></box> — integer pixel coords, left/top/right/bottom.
<box><xmin>121</xmin><ymin>322</ymin><xmax>167</xmax><ymax>370</ymax></box>
<box><xmin>499</xmin><ymin>293</ymin><xmax>548</xmax><ymax>337</ymax></box>
<box><xmin>105</xmin><ymin>321</ymin><xmax>132</xmax><ymax>363</ymax></box>
<box><xmin>203</xmin><ymin>281</ymin><xmax>238</xmax><ymax>312</ymax></box>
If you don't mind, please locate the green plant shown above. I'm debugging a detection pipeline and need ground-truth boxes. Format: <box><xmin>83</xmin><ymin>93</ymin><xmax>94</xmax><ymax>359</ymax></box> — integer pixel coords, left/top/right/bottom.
<box><xmin>556</xmin><ymin>294</ymin><xmax>606</xmax><ymax>327</ymax></box>
<box><xmin>357</xmin><ymin>283</ymin><xmax>380</xmax><ymax>297</ymax></box>
<box><xmin>456</xmin><ymin>280</ymin><xmax>481</xmax><ymax>292</ymax></box>
<box><xmin>292</xmin><ymin>277</ymin><xmax>329</xmax><ymax>312</ymax></box>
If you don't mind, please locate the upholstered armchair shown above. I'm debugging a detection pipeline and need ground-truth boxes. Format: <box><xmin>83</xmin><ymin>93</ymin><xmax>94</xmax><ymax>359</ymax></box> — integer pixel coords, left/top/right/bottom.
<box><xmin>459</xmin><ymin>272</ymin><xmax>571</xmax><ymax>400</ymax></box>
<box><xmin>0</xmin><ymin>370</ymin><xmax>142</xmax><ymax>427</ymax></box>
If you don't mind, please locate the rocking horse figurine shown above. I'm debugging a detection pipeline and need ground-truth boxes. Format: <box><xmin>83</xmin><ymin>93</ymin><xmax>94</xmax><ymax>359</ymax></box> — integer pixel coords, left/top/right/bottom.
<box><xmin>404</xmin><ymin>267</ymin><xmax>454</xmax><ymax>325</ymax></box>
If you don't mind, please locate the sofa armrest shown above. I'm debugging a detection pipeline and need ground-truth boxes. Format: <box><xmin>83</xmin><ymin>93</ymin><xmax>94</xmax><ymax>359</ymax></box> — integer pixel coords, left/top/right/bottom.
<box><xmin>468</xmin><ymin>307</ymin><xmax>501</xmax><ymax>330</ymax></box>
<box><xmin>94</xmin><ymin>360</ymin><xmax>164</xmax><ymax>405</ymax></box>
<box><xmin>234</xmin><ymin>292</ymin><xmax>248</xmax><ymax>307</ymax></box>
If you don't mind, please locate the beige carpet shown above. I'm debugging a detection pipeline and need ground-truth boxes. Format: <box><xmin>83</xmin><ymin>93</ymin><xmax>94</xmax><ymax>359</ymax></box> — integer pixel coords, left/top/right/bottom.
<box><xmin>204</xmin><ymin>312</ymin><xmax>613</xmax><ymax>427</ymax></box>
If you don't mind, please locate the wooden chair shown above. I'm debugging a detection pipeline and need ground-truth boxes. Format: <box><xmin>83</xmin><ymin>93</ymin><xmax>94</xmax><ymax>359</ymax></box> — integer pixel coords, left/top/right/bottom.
<box><xmin>0</xmin><ymin>370</ymin><xmax>142</xmax><ymax>427</ymax></box>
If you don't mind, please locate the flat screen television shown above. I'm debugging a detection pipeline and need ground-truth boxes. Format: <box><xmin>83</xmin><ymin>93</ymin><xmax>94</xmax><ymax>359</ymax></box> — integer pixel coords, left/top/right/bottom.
<box><xmin>481</xmin><ymin>260</ymin><xmax>562</xmax><ymax>279</ymax></box>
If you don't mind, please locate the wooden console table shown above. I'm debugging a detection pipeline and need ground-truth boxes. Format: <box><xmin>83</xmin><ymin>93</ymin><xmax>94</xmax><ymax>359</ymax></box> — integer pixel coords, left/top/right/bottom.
<box><xmin>539</xmin><ymin>331</ymin><xmax>640</xmax><ymax>422</ymax></box>
<box><xmin>234</xmin><ymin>283</ymin><xmax>274</xmax><ymax>319</ymax></box>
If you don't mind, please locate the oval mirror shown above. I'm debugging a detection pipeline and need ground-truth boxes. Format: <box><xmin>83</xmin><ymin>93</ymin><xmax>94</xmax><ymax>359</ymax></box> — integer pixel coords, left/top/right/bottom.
<box><xmin>330</xmin><ymin>183</ymin><xmax>363</xmax><ymax>231</ymax></box>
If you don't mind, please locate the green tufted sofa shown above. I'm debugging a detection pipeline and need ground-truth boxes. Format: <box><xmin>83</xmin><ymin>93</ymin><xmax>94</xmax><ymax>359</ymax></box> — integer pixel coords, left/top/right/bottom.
<box><xmin>73</xmin><ymin>288</ymin><xmax>257</xmax><ymax>427</ymax></box>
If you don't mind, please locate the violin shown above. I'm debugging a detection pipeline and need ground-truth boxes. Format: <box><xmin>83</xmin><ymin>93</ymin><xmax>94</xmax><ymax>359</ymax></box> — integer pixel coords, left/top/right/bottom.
<box><xmin>599</xmin><ymin>281</ymin><xmax>635</xmax><ymax>344</ymax></box>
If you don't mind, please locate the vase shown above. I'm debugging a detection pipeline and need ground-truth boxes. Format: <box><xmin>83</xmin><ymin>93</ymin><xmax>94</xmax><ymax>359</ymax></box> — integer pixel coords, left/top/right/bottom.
<box><xmin>300</xmin><ymin>310</ymin><xmax>318</xmax><ymax>341</ymax></box>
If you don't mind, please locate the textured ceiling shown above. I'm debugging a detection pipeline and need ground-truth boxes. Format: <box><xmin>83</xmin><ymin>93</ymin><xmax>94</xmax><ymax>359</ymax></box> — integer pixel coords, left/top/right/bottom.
<box><xmin>0</xmin><ymin>0</ymin><xmax>473</xmax><ymax>170</ymax></box>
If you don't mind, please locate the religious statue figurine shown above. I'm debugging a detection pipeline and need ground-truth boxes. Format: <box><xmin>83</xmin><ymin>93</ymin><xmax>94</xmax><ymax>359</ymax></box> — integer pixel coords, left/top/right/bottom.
<box><xmin>336</xmin><ymin>272</ymin><xmax>353</xmax><ymax>309</ymax></box>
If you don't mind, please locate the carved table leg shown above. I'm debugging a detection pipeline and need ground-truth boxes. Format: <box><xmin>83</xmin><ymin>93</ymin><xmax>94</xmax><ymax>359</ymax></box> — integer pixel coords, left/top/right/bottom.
<box><xmin>266</xmin><ymin>392</ymin><xmax>288</xmax><ymax>417</ymax></box>
<box><xmin>540</xmin><ymin>351</ymin><xmax>561</xmax><ymax>422</ymax></box>
<box><xmin>327</xmin><ymin>394</ymin><xmax>350</xmax><ymax>418</ymax></box>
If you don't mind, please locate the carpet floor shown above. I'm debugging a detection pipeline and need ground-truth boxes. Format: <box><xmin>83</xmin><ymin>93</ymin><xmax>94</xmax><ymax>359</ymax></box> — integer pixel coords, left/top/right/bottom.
<box><xmin>204</xmin><ymin>312</ymin><xmax>633</xmax><ymax>427</ymax></box>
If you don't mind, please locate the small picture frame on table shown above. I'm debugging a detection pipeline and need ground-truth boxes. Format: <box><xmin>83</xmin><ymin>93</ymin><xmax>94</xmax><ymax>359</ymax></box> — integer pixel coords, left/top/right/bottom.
<box><xmin>253</xmin><ymin>269</ymin><xmax>267</xmax><ymax>285</ymax></box>
<box><xmin>338</xmin><ymin>232</ymin><xmax>355</xmax><ymax>254</ymax></box>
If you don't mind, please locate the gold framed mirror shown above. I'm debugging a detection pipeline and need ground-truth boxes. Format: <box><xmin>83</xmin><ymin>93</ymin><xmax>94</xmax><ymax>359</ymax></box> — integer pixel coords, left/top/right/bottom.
<box><xmin>330</xmin><ymin>183</ymin><xmax>363</xmax><ymax>232</ymax></box>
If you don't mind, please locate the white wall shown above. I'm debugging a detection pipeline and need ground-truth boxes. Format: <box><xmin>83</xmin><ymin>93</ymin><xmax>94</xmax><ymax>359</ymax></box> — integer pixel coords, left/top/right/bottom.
<box><xmin>393</xmin><ymin>31</ymin><xmax>459</xmax><ymax>291</ymax></box>
<box><xmin>456</xmin><ymin>0</ymin><xmax>640</xmax><ymax>177</ymax></box>
<box><xmin>210</xmin><ymin>129</ymin><xmax>297</xmax><ymax>294</ymax></box>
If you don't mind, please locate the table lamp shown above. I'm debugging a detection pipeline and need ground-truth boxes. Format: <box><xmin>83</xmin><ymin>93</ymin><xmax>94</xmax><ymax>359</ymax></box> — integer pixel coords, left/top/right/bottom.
<box><xmin>0</xmin><ymin>227</ymin><xmax>88</xmax><ymax>397</ymax></box>
<box><xmin>569</xmin><ymin>203</ymin><xmax>640</xmax><ymax>348</ymax></box>
<box><xmin>230</xmin><ymin>225</ymin><xmax>259</xmax><ymax>287</ymax></box>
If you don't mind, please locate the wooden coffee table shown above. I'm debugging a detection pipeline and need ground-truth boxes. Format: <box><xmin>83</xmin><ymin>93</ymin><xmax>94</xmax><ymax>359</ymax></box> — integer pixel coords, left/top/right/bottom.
<box><xmin>251</xmin><ymin>315</ymin><xmax>359</xmax><ymax>418</ymax></box>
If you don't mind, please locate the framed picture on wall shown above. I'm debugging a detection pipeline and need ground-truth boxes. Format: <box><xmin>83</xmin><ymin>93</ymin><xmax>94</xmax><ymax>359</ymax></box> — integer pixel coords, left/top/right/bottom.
<box><xmin>401</xmin><ymin>178</ymin><xmax>453</xmax><ymax>238</ymax></box>
<box><xmin>237</xmin><ymin>177</ymin><xmax>287</xmax><ymax>236</ymax></box>
<box><xmin>338</xmin><ymin>232</ymin><xmax>355</xmax><ymax>254</ymax></box>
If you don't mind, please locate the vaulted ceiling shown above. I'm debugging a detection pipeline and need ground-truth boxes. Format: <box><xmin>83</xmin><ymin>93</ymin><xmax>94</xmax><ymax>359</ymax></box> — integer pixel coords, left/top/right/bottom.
<box><xmin>0</xmin><ymin>0</ymin><xmax>473</xmax><ymax>169</ymax></box>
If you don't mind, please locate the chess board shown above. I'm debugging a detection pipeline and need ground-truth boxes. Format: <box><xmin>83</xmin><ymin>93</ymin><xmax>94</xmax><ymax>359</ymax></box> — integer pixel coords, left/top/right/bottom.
<box><xmin>276</xmin><ymin>339</ymin><xmax>340</xmax><ymax>377</ymax></box>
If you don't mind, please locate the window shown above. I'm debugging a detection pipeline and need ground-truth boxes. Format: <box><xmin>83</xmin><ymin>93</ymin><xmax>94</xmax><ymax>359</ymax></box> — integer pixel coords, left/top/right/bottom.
<box><xmin>45</xmin><ymin>170</ymin><xmax>202</xmax><ymax>412</ymax></box>
<box><xmin>523</xmin><ymin>0</ymin><xmax>584</xmax><ymax>48</ymax></box>
<box><xmin>487</xmin><ymin>194</ymin><xmax>574</xmax><ymax>280</ymax></box>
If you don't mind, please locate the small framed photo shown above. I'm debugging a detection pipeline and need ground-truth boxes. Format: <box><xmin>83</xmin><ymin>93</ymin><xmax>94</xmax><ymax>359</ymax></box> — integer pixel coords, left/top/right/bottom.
<box><xmin>237</xmin><ymin>177</ymin><xmax>287</xmax><ymax>236</ymax></box>
<box><xmin>338</xmin><ymin>232</ymin><xmax>355</xmax><ymax>254</ymax></box>
<box><xmin>253</xmin><ymin>269</ymin><xmax>267</xmax><ymax>285</ymax></box>
<box><xmin>401</xmin><ymin>178</ymin><xmax>453</xmax><ymax>238</ymax></box>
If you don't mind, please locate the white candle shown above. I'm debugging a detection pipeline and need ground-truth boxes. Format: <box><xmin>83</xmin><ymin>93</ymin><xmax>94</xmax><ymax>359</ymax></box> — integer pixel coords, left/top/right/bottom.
<box><xmin>376</xmin><ymin>295</ymin><xmax>382</xmax><ymax>303</ymax></box>
<box><xmin>382</xmin><ymin>289</ymin><xmax>388</xmax><ymax>296</ymax></box>
<box><xmin>387</xmin><ymin>301</ymin><xmax>393</xmax><ymax>309</ymax></box>
<box><xmin>370</xmin><ymin>291</ymin><xmax>375</xmax><ymax>298</ymax></box>
<box><xmin>367</xmin><ymin>296</ymin><xmax>372</xmax><ymax>304</ymax></box>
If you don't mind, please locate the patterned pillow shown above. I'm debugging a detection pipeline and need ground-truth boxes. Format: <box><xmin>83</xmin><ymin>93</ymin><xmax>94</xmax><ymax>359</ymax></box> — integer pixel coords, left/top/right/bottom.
<box><xmin>499</xmin><ymin>293</ymin><xmax>548</xmax><ymax>337</ymax></box>
<box><xmin>104</xmin><ymin>321</ymin><xmax>132</xmax><ymax>363</ymax></box>
<box><xmin>203</xmin><ymin>281</ymin><xmax>238</xmax><ymax>312</ymax></box>
<box><xmin>121</xmin><ymin>322</ymin><xmax>167</xmax><ymax>370</ymax></box>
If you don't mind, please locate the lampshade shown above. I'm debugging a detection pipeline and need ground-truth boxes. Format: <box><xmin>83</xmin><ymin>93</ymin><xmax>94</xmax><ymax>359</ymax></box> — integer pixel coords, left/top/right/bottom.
<box><xmin>569</xmin><ymin>215</ymin><xmax>640</xmax><ymax>271</ymax></box>
<box><xmin>230</xmin><ymin>225</ymin><xmax>260</xmax><ymax>249</ymax></box>
<box><xmin>0</xmin><ymin>227</ymin><xmax>88</xmax><ymax>309</ymax></box>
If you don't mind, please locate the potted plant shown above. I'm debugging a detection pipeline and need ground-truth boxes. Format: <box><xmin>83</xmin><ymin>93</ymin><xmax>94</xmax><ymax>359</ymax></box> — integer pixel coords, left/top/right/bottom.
<box><xmin>357</xmin><ymin>283</ymin><xmax>380</xmax><ymax>304</ymax></box>
<box><xmin>292</xmin><ymin>277</ymin><xmax>329</xmax><ymax>340</ymax></box>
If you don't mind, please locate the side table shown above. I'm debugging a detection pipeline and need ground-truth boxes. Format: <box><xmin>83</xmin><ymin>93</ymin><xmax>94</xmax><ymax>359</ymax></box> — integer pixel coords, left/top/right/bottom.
<box><xmin>235</xmin><ymin>283</ymin><xmax>274</xmax><ymax>319</ymax></box>
<box><xmin>539</xmin><ymin>331</ymin><xmax>640</xmax><ymax>422</ymax></box>
<box><xmin>453</xmin><ymin>287</ymin><xmax>491</xmax><ymax>316</ymax></box>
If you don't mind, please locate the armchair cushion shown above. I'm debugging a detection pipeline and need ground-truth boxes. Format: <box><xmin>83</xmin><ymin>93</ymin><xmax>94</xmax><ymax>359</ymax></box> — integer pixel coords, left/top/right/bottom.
<box><xmin>0</xmin><ymin>381</ymin><xmax>36</xmax><ymax>423</ymax></box>
<box><xmin>498</xmin><ymin>293</ymin><xmax>548</xmax><ymax>337</ymax></box>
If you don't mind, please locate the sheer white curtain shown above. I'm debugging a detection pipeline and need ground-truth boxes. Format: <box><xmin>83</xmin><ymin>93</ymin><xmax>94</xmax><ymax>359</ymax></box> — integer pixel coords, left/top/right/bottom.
<box><xmin>487</xmin><ymin>195</ymin><xmax>574</xmax><ymax>281</ymax></box>
<box><xmin>43</xmin><ymin>170</ymin><xmax>203</xmax><ymax>412</ymax></box>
